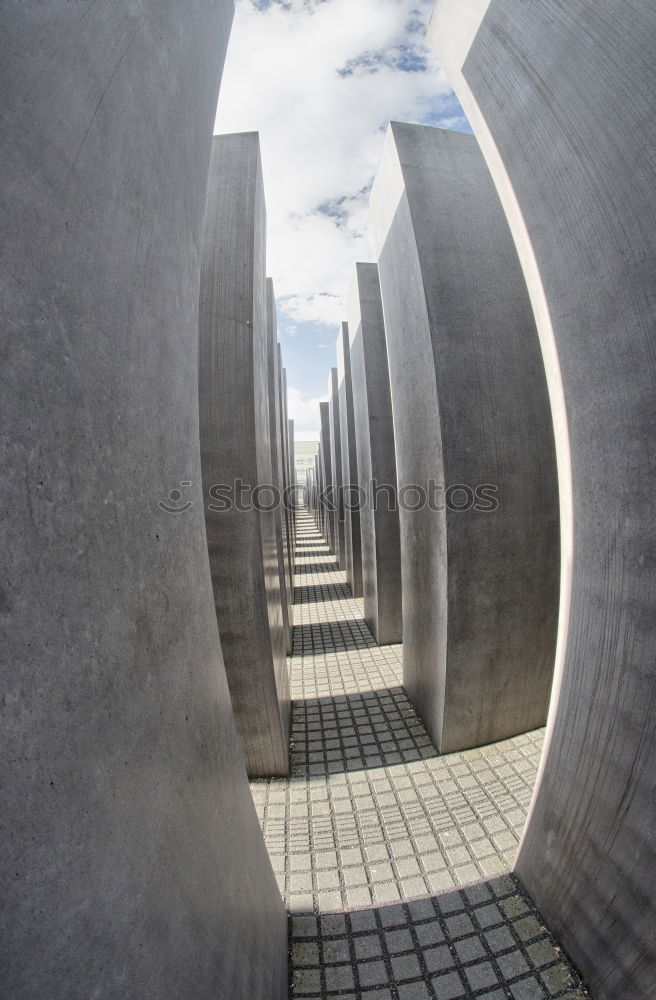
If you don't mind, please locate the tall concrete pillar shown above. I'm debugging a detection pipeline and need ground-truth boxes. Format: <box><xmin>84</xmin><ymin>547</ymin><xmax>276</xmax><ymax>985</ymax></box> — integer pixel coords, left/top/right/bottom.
<box><xmin>0</xmin><ymin>4</ymin><xmax>286</xmax><ymax>998</ymax></box>
<box><xmin>328</xmin><ymin>368</ymin><xmax>346</xmax><ymax>570</ymax></box>
<box><xmin>305</xmin><ymin>468</ymin><xmax>316</xmax><ymax>514</ymax></box>
<box><xmin>281</xmin><ymin>365</ymin><xmax>295</xmax><ymax>590</ymax></box>
<box><xmin>319</xmin><ymin>402</ymin><xmax>336</xmax><ymax>552</ymax></box>
<box><xmin>336</xmin><ymin>322</ymin><xmax>364</xmax><ymax>597</ymax></box>
<box><xmin>276</xmin><ymin>346</ymin><xmax>293</xmax><ymax>612</ymax></box>
<box><xmin>348</xmin><ymin>263</ymin><xmax>402</xmax><ymax>644</ymax></box>
<box><xmin>429</xmin><ymin>2</ymin><xmax>656</xmax><ymax>995</ymax></box>
<box><xmin>287</xmin><ymin>419</ymin><xmax>297</xmax><ymax>586</ymax></box>
<box><xmin>370</xmin><ymin>122</ymin><xmax>559</xmax><ymax>754</ymax></box>
<box><xmin>266</xmin><ymin>281</ymin><xmax>292</xmax><ymax>654</ymax></box>
<box><xmin>199</xmin><ymin>132</ymin><xmax>289</xmax><ymax>778</ymax></box>
<box><xmin>314</xmin><ymin>453</ymin><xmax>322</xmax><ymax>532</ymax></box>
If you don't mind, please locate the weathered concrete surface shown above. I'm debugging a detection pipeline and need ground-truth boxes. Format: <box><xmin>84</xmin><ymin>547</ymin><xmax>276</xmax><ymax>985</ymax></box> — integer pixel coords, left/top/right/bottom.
<box><xmin>305</xmin><ymin>467</ymin><xmax>317</xmax><ymax>513</ymax></box>
<box><xmin>370</xmin><ymin>122</ymin><xmax>559</xmax><ymax>754</ymax></box>
<box><xmin>277</xmin><ymin>346</ymin><xmax>293</xmax><ymax>615</ymax></box>
<box><xmin>429</xmin><ymin>2</ymin><xmax>656</xmax><ymax>995</ymax></box>
<box><xmin>287</xmin><ymin>418</ymin><xmax>297</xmax><ymax>589</ymax></box>
<box><xmin>313</xmin><ymin>453</ymin><xmax>322</xmax><ymax>533</ymax></box>
<box><xmin>319</xmin><ymin>402</ymin><xmax>336</xmax><ymax>552</ymax></box>
<box><xmin>199</xmin><ymin>133</ymin><xmax>289</xmax><ymax>778</ymax></box>
<box><xmin>348</xmin><ymin>263</ymin><xmax>402</xmax><ymax>644</ymax></box>
<box><xmin>0</xmin><ymin>5</ymin><xmax>287</xmax><ymax>999</ymax></box>
<box><xmin>328</xmin><ymin>368</ymin><xmax>346</xmax><ymax>570</ymax></box>
<box><xmin>281</xmin><ymin>364</ymin><xmax>295</xmax><ymax>594</ymax></box>
<box><xmin>314</xmin><ymin>449</ymin><xmax>323</xmax><ymax>535</ymax></box>
<box><xmin>267</xmin><ymin>280</ymin><xmax>292</xmax><ymax>654</ymax></box>
<box><xmin>336</xmin><ymin>322</ymin><xmax>364</xmax><ymax>597</ymax></box>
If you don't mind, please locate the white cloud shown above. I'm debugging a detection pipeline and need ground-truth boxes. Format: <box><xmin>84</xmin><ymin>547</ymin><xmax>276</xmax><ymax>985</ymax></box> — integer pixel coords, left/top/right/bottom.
<box><xmin>287</xmin><ymin>385</ymin><xmax>327</xmax><ymax>438</ymax></box>
<box><xmin>215</xmin><ymin>0</ymin><xmax>461</xmax><ymax>328</ymax></box>
<box><xmin>281</xmin><ymin>292</ymin><xmax>343</xmax><ymax>327</ymax></box>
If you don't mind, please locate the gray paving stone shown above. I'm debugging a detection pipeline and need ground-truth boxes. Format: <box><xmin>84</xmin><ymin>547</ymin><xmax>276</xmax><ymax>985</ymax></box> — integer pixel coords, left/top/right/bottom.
<box><xmin>255</xmin><ymin>510</ymin><xmax>588</xmax><ymax>1000</ymax></box>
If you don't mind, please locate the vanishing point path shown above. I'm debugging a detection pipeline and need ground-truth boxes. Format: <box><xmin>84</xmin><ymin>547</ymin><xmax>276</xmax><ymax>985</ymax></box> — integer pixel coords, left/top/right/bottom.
<box><xmin>250</xmin><ymin>507</ymin><xmax>589</xmax><ymax>1000</ymax></box>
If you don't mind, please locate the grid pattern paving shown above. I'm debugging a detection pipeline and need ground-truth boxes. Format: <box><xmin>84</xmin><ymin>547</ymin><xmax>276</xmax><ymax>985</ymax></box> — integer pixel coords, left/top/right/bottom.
<box><xmin>250</xmin><ymin>509</ymin><xmax>590</xmax><ymax>1000</ymax></box>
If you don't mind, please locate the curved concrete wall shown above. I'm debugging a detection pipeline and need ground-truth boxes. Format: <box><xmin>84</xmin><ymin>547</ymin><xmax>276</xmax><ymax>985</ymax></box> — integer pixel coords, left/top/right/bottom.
<box><xmin>328</xmin><ymin>368</ymin><xmax>346</xmax><ymax>570</ymax></box>
<box><xmin>0</xmin><ymin>4</ymin><xmax>287</xmax><ymax>998</ymax></box>
<box><xmin>336</xmin><ymin>322</ymin><xmax>364</xmax><ymax>597</ymax></box>
<box><xmin>370</xmin><ymin>122</ymin><xmax>559</xmax><ymax>753</ymax></box>
<box><xmin>348</xmin><ymin>263</ymin><xmax>402</xmax><ymax>645</ymax></box>
<box><xmin>430</xmin><ymin>2</ymin><xmax>656</xmax><ymax>994</ymax></box>
<box><xmin>199</xmin><ymin>132</ymin><xmax>289</xmax><ymax>778</ymax></box>
<box><xmin>267</xmin><ymin>281</ymin><xmax>292</xmax><ymax>654</ymax></box>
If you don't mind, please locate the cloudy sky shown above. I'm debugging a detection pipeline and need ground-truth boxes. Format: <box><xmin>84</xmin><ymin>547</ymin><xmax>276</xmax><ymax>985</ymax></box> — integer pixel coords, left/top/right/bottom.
<box><xmin>215</xmin><ymin>0</ymin><xmax>468</xmax><ymax>438</ymax></box>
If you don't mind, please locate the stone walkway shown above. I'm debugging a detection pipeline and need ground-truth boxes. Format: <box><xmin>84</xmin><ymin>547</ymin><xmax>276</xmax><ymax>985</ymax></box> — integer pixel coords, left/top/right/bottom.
<box><xmin>250</xmin><ymin>508</ymin><xmax>589</xmax><ymax>1000</ymax></box>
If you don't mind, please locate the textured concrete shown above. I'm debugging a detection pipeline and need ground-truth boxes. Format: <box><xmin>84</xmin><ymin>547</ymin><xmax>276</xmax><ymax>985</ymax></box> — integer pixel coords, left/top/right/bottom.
<box><xmin>277</xmin><ymin>345</ymin><xmax>294</xmax><ymax>616</ymax></box>
<box><xmin>348</xmin><ymin>263</ymin><xmax>402</xmax><ymax>645</ymax></box>
<box><xmin>314</xmin><ymin>453</ymin><xmax>322</xmax><ymax>533</ymax></box>
<box><xmin>199</xmin><ymin>132</ymin><xmax>289</xmax><ymax>778</ymax></box>
<box><xmin>316</xmin><ymin>447</ymin><xmax>325</xmax><ymax>537</ymax></box>
<box><xmin>370</xmin><ymin>123</ymin><xmax>559</xmax><ymax>754</ymax></box>
<box><xmin>328</xmin><ymin>368</ymin><xmax>346</xmax><ymax>571</ymax></box>
<box><xmin>0</xmin><ymin>5</ymin><xmax>287</xmax><ymax>998</ymax></box>
<box><xmin>253</xmin><ymin>507</ymin><xmax>589</xmax><ymax>999</ymax></box>
<box><xmin>336</xmin><ymin>322</ymin><xmax>364</xmax><ymax>598</ymax></box>
<box><xmin>319</xmin><ymin>402</ymin><xmax>336</xmax><ymax>553</ymax></box>
<box><xmin>430</xmin><ymin>2</ymin><xmax>656</xmax><ymax>995</ymax></box>
<box><xmin>288</xmin><ymin>418</ymin><xmax>297</xmax><ymax>562</ymax></box>
<box><xmin>267</xmin><ymin>280</ymin><xmax>292</xmax><ymax>655</ymax></box>
<box><xmin>282</xmin><ymin>365</ymin><xmax>296</xmax><ymax>593</ymax></box>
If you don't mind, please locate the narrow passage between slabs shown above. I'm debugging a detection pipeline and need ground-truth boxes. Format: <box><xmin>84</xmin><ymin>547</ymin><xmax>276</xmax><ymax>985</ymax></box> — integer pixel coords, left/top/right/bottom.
<box><xmin>250</xmin><ymin>506</ymin><xmax>588</xmax><ymax>1000</ymax></box>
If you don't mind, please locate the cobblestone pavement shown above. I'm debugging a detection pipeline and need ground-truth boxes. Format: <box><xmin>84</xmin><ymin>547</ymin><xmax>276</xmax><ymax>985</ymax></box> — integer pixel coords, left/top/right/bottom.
<box><xmin>250</xmin><ymin>508</ymin><xmax>589</xmax><ymax>1000</ymax></box>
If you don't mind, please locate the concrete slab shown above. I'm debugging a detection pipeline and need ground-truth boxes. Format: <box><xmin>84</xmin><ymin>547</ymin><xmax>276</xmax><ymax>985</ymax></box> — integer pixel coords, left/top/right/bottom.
<box><xmin>199</xmin><ymin>132</ymin><xmax>289</xmax><ymax>778</ymax></box>
<box><xmin>277</xmin><ymin>346</ymin><xmax>294</xmax><ymax>613</ymax></box>
<box><xmin>336</xmin><ymin>322</ymin><xmax>364</xmax><ymax>598</ymax></box>
<box><xmin>288</xmin><ymin>417</ymin><xmax>297</xmax><ymax>575</ymax></box>
<box><xmin>348</xmin><ymin>263</ymin><xmax>402</xmax><ymax>645</ymax></box>
<box><xmin>314</xmin><ymin>453</ymin><xmax>322</xmax><ymax>533</ymax></box>
<box><xmin>429</xmin><ymin>2</ymin><xmax>656</xmax><ymax>994</ymax></box>
<box><xmin>283</xmin><ymin>369</ymin><xmax>296</xmax><ymax>589</ymax></box>
<box><xmin>319</xmin><ymin>402</ymin><xmax>336</xmax><ymax>553</ymax></box>
<box><xmin>266</xmin><ymin>281</ymin><xmax>292</xmax><ymax>654</ymax></box>
<box><xmin>370</xmin><ymin>123</ymin><xmax>559</xmax><ymax>754</ymax></box>
<box><xmin>328</xmin><ymin>368</ymin><xmax>346</xmax><ymax>570</ymax></box>
<box><xmin>0</xmin><ymin>5</ymin><xmax>286</xmax><ymax>997</ymax></box>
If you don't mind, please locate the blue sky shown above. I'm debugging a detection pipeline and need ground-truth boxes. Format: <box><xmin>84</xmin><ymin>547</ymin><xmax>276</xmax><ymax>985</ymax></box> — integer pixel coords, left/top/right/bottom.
<box><xmin>215</xmin><ymin>0</ymin><xmax>469</xmax><ymax>437</ymax></box>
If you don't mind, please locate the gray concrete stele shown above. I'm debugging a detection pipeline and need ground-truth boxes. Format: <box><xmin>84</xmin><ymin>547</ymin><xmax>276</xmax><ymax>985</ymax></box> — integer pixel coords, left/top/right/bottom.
<box><xmin>287</xmin><ymin>417</ymin><xmax>297</xmax><ymax>581</ymax></box>
<box><xmin>319</xmin><ymin>401</ymin><xmax>336</xmax><ymax>553</ymax></box>
<box><xmin>0</xmin><ymin>4</ymin><xmax>287</xmax><ymax>998</ymax></box>
<box><xmin>336</xmin><ymin>321</ymin><xmax>364</xmax><ymax>598</ymax></box>
<box><xmin>282</xmin><ymin>368</ymin><xmax>296</xmax><ymax>592</ymax></box>
<box><xmin>266</xmin><ymin>280</ymin><xmax>292</xmax><ymax>655</ymax></box>
<box><xmin>199</xmin><ymin>132</ymin><xmax>290</xmax><ymax>779</ymax></box>
<box><xmin>277</xmin><ymin>346</ymin><xmax>294</xmax><ymax>614</ymax></box>
<box><xmin>430</xmin><ymin>1</ymin><xmax>656</xmax><ymax>995</ymax></box>
<box><xmin>370</xmin><ymin>122</ymin><xmax>560</xmax><ymax>754</ymax></box>
<box><xmin>328</xmin><ymin>367</ymin><xmax>347</xmax><ymax>571</ymax></box>
<box><xmin>348</xmin><ymin>262</ymin><xmax>402</xmax><ymax>645</ymax></box>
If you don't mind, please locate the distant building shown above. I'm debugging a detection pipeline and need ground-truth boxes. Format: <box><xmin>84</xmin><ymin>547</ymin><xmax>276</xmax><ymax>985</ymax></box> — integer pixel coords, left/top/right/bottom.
<box><xmin>294</xmin><ymin>440</ymin><xmax>318</xmax><ymax>485</ymax></box>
